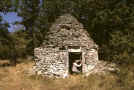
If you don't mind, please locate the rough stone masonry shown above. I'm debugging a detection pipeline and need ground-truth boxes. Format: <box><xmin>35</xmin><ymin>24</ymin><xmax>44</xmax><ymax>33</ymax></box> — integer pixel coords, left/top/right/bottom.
<box><xmin>33</xmin><ymin>14</ymin><xmax>117</xmax><ymax>78</ymax></box>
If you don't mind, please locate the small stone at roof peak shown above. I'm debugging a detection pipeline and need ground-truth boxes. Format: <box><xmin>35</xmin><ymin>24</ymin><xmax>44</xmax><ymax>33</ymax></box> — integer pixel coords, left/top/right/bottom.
<box><xmin>56</xmin><ymin>14</ymin><xmax>79</xmax><ymax>24</ymax></box>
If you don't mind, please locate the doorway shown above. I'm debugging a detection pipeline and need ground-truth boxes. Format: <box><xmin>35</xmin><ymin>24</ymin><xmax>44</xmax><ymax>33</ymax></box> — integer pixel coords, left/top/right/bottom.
<box><xmin>69</xmin><ymin>52</ymin><xmax>82</xmax><ymax>74</ymax></box>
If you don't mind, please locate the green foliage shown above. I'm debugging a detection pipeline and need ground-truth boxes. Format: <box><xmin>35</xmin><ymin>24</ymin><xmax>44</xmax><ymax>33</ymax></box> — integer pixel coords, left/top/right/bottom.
<box><xmin>0</xmin><ymin>1</ymin><xmax>134</xmax><ymax>89</ymax></box>
<box><xmin>10</xmin><ymin>30</ymin><xmax>30</xmax><ymax>58</ymax></box>
<box><xmin>0</xmin><ymin>16</ymin><xmax>11</xmax><ymax>59</ymax></box>
<box><xmin>109</xmin><ymin>29</ymin><xmax>134</xmax><ymax>64</ymax></box>
<box><xmin>0</xmin><ymin>0</ymin><xmax>134</xmax><ymax>65</ymax></box>
<box><xmin>0</xmin><ymin>0</ymin><xmax>12</xmax><ymax>12</ymax></box>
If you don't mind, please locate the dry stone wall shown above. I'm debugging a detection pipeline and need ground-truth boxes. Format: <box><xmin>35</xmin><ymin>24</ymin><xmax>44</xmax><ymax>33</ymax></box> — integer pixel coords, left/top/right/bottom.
<box><xmin>82</xmin><ymin>48</ymin><xmax>99</xmax><ymax>75</ymax></box>
<box><xmin>34</xmin><ymin>46</ymin><xmax>99</xmax><ymax>78</ymax></box>
<box><xmin>33</xmin><ymin>14</ymin><xmax>118</xmax><ymax>78</ymax></box>
<box><xmin>33</xmin><ymin>46</ymin><xmax>118</xmax><ymax>78</ymax></box>
<box><xmin>34</xmin><ymin>47</ymin><xmax>68</xmax><ymax>78</ymax></box>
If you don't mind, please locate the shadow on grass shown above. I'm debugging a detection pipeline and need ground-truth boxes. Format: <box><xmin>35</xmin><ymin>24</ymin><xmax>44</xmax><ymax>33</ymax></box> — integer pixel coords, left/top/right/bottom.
<box><xmin>0</xmin><ymin>58</ymin><xmax>33</xmax><ymax>67</ymax></box>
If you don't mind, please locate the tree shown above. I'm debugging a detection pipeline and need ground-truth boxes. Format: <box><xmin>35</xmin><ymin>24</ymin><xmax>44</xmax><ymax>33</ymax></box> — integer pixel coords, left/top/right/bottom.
<box><xmin>1</xmin><ymin>0</ymin><xmax>133</xmax><ymax>65</ymax></box>
<box><xmin>0</xmin><ymin>0</ymin><xmax>12</xmax><ymax>12</ymax></box>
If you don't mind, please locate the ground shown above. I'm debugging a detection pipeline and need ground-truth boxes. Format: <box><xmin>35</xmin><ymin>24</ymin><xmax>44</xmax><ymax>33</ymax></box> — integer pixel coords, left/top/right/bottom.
<box><xmin>0</xmin><ymin>60</ymin><xmax>133</xmax><ymax>90</ymax></box>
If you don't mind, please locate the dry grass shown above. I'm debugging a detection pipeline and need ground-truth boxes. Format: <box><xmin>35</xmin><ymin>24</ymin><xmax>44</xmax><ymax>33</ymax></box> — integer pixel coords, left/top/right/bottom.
<box><xmin>0</xmin><ymin>60</ymin><xmax>133</xmax><ymax>90</ymax></box>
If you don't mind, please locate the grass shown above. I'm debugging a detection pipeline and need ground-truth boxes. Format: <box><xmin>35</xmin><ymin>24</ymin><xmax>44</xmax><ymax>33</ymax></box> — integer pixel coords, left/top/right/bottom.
<box><xmin>0</xmin><ymin>60</ymin><xmax>134</xmax><ymax>90</ymax></box>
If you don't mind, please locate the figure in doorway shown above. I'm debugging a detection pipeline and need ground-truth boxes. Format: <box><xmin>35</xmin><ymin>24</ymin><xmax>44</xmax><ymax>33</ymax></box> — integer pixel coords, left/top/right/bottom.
<box><xmin>72</xmin><ymin>60</ymin><xmax>82</xmax><ymax>74</ymax></box>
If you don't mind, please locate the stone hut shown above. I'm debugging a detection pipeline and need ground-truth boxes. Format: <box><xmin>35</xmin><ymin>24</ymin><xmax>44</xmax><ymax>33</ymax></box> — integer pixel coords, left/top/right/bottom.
<box><xmin>34</xmin><ymin>14</ymin><xmax>99</xmax><ymax>78</ymax></box>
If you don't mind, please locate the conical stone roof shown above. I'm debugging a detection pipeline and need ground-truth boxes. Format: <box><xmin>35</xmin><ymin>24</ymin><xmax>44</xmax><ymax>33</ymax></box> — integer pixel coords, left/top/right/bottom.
<box><xmin>44</xmin><ymin>14</ymin><xmax>97</xmax><ymax>49</ymax></box>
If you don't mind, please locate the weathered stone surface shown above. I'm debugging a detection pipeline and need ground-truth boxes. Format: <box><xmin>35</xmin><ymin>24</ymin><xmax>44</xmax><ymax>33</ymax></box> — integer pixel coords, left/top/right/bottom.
<box><xmin>33</xmin><ymin>14</ymin><xmax>117</xmax><ymax>78</ymax></box>
<box><xmin>34</xmin><ymin>47</ymin><xmax>68</xmax><ymax>78</ymax></box>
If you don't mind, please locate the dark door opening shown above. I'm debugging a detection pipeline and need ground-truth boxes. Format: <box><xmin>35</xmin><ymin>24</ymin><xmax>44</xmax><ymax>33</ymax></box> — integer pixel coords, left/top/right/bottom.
<box><xmin>69</xmin><ymin>52</ymin><xmax>82</xmax><ymax>74</ymax></box>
